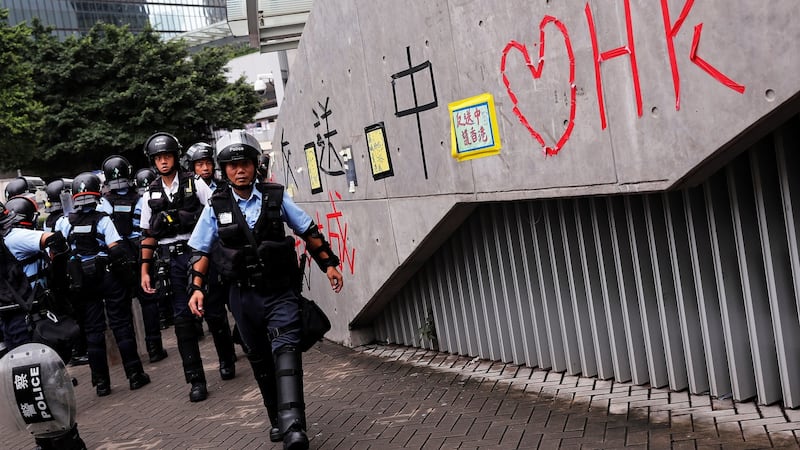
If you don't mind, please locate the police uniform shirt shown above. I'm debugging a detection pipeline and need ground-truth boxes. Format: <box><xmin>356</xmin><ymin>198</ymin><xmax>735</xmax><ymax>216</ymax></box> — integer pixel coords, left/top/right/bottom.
<box><xmin>98</xmin><ymin>190</ymin><xmax>143</xmax><ymax>240</ymax></box>
<box><xmin>54</xmin><ymin>206</ymin><xmax>122</xmax><ymax>261</ymax></box>
<box><xmin>188</xmin><ymin>185</ymin><xmax>312</xmax><ymax>255</ymax></box>
<box><xmin>139</xmin><ymin>174</ymin><xmax>212</xmax><ymax>245</ymax></box>
<box><xmin>4</xmin><ymin>227</ymin><xmax>47</xmax><ymax>287</ymax></box>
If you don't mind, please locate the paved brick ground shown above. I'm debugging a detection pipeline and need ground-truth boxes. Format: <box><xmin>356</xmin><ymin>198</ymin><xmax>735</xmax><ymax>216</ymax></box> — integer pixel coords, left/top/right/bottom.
<box><xmin>1</xmin><ymin>329</ymin><xmax>799</xmax><ymax>449</ymax></box>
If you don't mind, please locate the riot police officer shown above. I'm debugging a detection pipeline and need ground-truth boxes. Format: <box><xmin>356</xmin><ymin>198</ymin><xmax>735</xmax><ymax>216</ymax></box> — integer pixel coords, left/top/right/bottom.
<box><xmin>56</xmin><ymin>172</ymin><xmax>151</xmax><ymax>397</ymax></box>
<box><xmin>135</xmin><ymin>167</ymin><xmax>174</xmax><ymax>329</ymax></box>
<box><xmin>139</xmin><ymin>132</ymin><xmax>217</xmax><ymax>402</ymax></box>
<box><xmin>183</xmin><ymin>142</ymin><xmax>237</xmax><ymax>380</ymax></box>
<box><xmin>4</xmin><ymin>176</ymin><xmax>32</xmax><ymax>200</ymax></box>
<box><xmin>100</xmin><ymin>155</ymin><xmax>168</xmax><ymax>363</ymax></box>
<box><xmin>43</xmin><ymin>178</ymin><xmax>73</xmax><ymax>232</ymax></box>
<box><xmin>188</xmin><ymin>130</ymin><xmax>343</xmax><ymax>450</ymax></box>
<box><xmin>0</xmin><ymin>201</ymin><xmax>87</xmax><ymax>449</ymax></box>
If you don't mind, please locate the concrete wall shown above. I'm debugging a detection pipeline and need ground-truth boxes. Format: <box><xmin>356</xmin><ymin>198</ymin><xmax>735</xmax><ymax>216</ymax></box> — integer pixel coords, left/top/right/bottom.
<box><xmin>271</xmin><ymin>0</ymin><xmax>800</xmax><ymax>346</ymax></box>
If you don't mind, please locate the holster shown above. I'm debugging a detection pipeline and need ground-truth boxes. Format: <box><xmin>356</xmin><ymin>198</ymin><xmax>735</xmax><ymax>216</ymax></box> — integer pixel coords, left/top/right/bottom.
<box><xmin>67</xmin><ymin>258</ymin><xmax>83</xmax><ymax>290</ymax></box>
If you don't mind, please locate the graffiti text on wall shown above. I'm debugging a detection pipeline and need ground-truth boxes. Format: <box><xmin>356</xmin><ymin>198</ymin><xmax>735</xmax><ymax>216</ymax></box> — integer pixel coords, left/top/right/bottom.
<box><xmin>391</xmin><ymin>46</ymin><xmax>439</xmax><ymax>179</ymax></box>
<box><xmin>296</xmin><ymin>190</ymin><xmax>357</xmax><ymax>276</ymax></box>
<box><xmin>313</xmin><ymin>97</ymin><xmax>346</xmax><ymax>176</ymax></box>
<box><xmin>501</xmin><ymin>0</ymin><xmax>746</xmax><ymax>154</ymax></box>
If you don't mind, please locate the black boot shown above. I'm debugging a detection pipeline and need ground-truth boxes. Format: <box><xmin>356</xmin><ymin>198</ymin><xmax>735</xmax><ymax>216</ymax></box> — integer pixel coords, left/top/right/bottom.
<box><xmin>146</xmin><ymin>339</ymin><xmax>168</xmax><ymax>363</ymax></box>
<box><xmin>207</xmin><ymin>314</ymin><xmax>236</xmax><ymax>380</ymax></box>
<box><xmin>248</xmin><ymin>352</ymin><xmax>281</xmax><ymax>442</ymax></box>
<box><xmin>91</xmin><ymin>372</ymin><xmax>111</xmax><ymax>397</ymax></box>
<box><xmin>175</xmin><ymin>317</ymin><xmax>208</xmax><ymax>402</ymax></box>
<box><xmin>34</xmin><ymin>423</ymin><xmax>87</xmax><ymax>450</ymax></box>
<box><xmin>275</xmin><ymin>346</ymin><xmax>309</xmax><ymax>450</ymax></box>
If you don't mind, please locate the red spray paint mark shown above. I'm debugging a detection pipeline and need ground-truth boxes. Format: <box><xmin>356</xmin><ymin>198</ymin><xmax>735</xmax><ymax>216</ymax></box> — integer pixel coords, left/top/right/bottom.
<box><xmin>297</xmin><ymin>191</ymin><xmax>357</xmax><ymax>275</ymax></box>
<box><xmin>661</xmin><ymin>0</ymin><xmax>745</xmax><ymax>111</ymax></box>
<box><xmin>500</xmin><ymin>15</ymin><xmax>576</xmax><ymax>156</ymax></box>
<box><xmin>585</xmin><ymin>0</ymin><xmax>642</xmax><ymax>130</ymax></box>
<box><xmin>690</xmin><ymin>23</ymin><xmax>746</xmax><ymax>94</ymax></box>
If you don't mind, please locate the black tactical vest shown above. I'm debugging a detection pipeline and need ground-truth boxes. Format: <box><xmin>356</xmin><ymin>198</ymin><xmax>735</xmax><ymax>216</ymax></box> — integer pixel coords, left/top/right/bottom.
<box><xmin>210</xmin><ymin>183</ymin><xmax>297</xmax><ymax>288</ymax></box>
<box><xmin>45</xmin><ymin>210</ymin><xmax>63</xmax><ymax>231</ymax></box>
<box><xmin>146</xmin><ymin>172</ymin><xmax>203</xmax><ymax>239</ymax></box>
<box><xmin>104</xmin><ymin>189</ymin><xmax>140</xmax><ymax>237</ymax></box>
<box><xmin>67</xmin><ymin>210</ymin><xmax>107</xmax><ymax>257</ymax></box>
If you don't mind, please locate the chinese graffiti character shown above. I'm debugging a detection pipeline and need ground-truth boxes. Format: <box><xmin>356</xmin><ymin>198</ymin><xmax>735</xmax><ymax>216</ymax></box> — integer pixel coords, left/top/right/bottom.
<box><xmin>391</xmin><ymin>46</ymin><xmax>438</xmax><ymax>179</ymax></box>
<box><xmin>312</xmin><ymin>98</ymin><xmax>346</xmax><ymax>176</ymax></box>
<box><xmin>279</xmin><ymin>129</ymin><xmax>300</xmax><ymax>189</ymax></box>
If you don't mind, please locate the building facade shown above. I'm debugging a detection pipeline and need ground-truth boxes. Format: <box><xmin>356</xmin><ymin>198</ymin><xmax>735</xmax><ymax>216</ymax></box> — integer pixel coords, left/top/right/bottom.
<box><xmin>1</xmin><ymin>0</ymin><xmax>226</xmax><ymax>40</ymax></box>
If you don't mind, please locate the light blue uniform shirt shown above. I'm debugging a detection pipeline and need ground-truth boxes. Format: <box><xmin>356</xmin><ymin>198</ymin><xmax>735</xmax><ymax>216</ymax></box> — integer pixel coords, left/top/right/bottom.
<box><xmin>98</xmin><ymin>190</ymin><xmax>143</xmax><ymax>240</ymax></box>
<box><xmin>54</xmin><ymin>206</ymin><xmax>122</xmax><ymax>261</ymax></box>
<box><xmin>4</xmin><ymin>228</ymin><xmax>47</xmax><ymax>287</ymax></box>
<box><xmin>188</xmin><ymin>185</ymin><xmax>312</xmax><ymax>254</ymax></box>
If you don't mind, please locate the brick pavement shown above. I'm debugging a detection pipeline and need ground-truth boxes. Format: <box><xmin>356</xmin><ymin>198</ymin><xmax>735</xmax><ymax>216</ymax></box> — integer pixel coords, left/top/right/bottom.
<box><xmin>1</xmin><ymin>330</ymin><xmax>799</xmax><ymax>449</ymax></box>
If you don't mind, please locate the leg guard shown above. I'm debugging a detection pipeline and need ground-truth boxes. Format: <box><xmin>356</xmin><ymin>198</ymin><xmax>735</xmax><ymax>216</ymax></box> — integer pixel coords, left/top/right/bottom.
<box><xmin>34</xmin><ymin>423</ymin><xmax>87</xmax><ymax>450</ymax></box>
<box><xmin>248</xmin><ymin>352</ymin><xmax>281</xmax><ymax>442</ymax></box>
<box><xmin>146</xmin><ymin>339</ymin><xmax>168</xmax><ymax>363</ymax></box>
<box><xmin>174</xmin><ymin>317</ymin><xmax>205</xmax><ymax>383</ymax></box>
<box><xmin>206</xmin><ymin>313</ymin><xmax>236</xmax><ymax>379</ymax></box>
<box><xmin>274</xmin><ymin>346</ymin><xmax>308</xmax><ymax>450</ymax></box>
<box><xmin>139</xmin><ymin>297</ymin><xmax>163</xmax><ymax>344</ymax></box>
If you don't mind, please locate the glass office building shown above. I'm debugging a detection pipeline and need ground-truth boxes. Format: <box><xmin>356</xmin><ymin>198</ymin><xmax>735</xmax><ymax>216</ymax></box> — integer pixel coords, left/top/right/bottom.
<box><xmin>1</xmin><ymin>0</ymin><xmax>226</xmax><ymax>40</ymax></box>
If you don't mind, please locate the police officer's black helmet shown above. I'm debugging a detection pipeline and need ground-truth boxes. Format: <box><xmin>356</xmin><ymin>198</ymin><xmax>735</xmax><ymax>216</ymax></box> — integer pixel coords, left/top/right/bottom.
<box><xmin>135</xmin><ymin>167</ymin><xmax>157</xmax><ymax>191</ymax></box>
<box><xmin>44</xmin><ymin>178</ymin><xmax>72</xmax><ymax>212</ymax></box>
<box><xmin>72</xmin><ymin>172</ymin><xmax>102</xmax><ymax>207</ymax></box>
<box><xmin>143</xmin><ymin>132</ymin><xmax>182</xmax><ymax>163</ymax></box>
<box><xmin>102</xmin><ymin>155</ymin><xmax>133</xmax><ymax>190</ymax></box>
<box><xmin>182</xmin><ymin>142</ymin><xmax>215</xmax><ymax>172</ymax></box>
<box><xmin>216</xmin><ymin>130</ymin><xmax>261</xmax><ymax>165</ymax></box>
<box><xmin>4</xmin><ymin>177</ymin><xmax>29</xmax><ymax>200</ymax></box>
<box><xmin>5</xmin><ymin>195</ymin><xmax>40</xmax><ymax>229</ymax></box>
<box><xmin>0</xmin><ymin>201</ymin><xmax>22</xmax><ymax>230</ymax></box>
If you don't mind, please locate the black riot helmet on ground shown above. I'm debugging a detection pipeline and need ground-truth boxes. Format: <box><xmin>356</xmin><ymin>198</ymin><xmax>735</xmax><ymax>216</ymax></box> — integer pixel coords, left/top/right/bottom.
<box><xmin>135</xmin><ymin>167</ymin><xmax>157</xmax><ymax>194</ymax></box>
<box><xmin>102</xmin><ymin>155</ymin><xmax>133</xmax><ymax>190</ymax></box>
<box><xmin>143</xmin><ymin>132</ymin><xmax>182</xmax><ymax>174</ymax></box>
<box><xmin>216</xmin><ymin>130</ymin><xmax>261</xmax><ymax>187</ymax></box>
<box><xmin>4</xmin><ymin>195</ymin><xmax>40</xmax><ymax>229</ymax></box>
<box><xmin>71</xmin><ymin>172</ymin><xmax>102</xmax><ymax>207</ymax></box>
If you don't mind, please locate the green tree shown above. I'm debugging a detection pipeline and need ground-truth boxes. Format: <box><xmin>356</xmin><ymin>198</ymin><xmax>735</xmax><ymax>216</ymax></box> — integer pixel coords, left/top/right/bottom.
<box><xmin>0</xmin><ymin>10</ymin><xmax>44</xmax><ymax>169</ymax></box>
<box><xmin>25</xmin><ymin>22</ymin><xmax>262</xmax><ymax>173</ymax></box>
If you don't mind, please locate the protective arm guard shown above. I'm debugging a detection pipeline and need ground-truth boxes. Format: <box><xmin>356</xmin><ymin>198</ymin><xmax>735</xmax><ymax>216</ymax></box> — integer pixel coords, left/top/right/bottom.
<box><xmin>187</xmin><ymin>251</ymin><xmax>208</xmax><ymax>295</ymax></box>
<box><xmin>300</xmin><ymin>222</ymin><xmax>340</xmax><ymax>272</ymax></box>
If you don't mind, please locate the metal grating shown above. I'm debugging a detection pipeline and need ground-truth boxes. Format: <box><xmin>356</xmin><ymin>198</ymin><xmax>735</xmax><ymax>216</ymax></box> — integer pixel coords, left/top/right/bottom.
<box><xmin>374</xmin><ymin>118</ymin><xmax>800</xmax><ymax>407</ymax></box>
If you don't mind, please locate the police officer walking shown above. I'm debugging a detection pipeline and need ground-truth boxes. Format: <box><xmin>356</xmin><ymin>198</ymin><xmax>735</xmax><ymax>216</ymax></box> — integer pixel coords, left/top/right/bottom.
<box><xmin>139</xmin><ymin>132</ymin><xmax>218</xmax><ymax>402</ymax></box>
<box><xmin>187</xmin><ymin>130</ymin><xmax>343</xmax><ymax>450</ymax></box>
<box><xmin>100</xmin><ymin>155</ymin><xmax>168</xmax><ymax>363</ymax></box>
<box><xmin>0</xmin><ymin>200</ymin><xmax>87</xmax><ymax>449</ymax></box>
<box><xmin>182</xmin><ymin>142</ymin><xmax>237</xmax><ymax>380</ymax></box>
<box><xmin>56</xmin><ymin>172</ymin><xmax>151</xmax><ymax>397</ymax></box>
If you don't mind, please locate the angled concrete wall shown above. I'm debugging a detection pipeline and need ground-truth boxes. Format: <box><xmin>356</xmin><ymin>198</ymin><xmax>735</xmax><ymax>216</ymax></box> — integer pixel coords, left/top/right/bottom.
<box><xmin>271</xmin><ymin>0</ymin><xmax>800</xmax><ymax>345</ymax></box>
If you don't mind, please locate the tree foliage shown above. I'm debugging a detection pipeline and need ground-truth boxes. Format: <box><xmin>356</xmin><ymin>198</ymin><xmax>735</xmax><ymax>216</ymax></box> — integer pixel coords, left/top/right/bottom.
<box><xmin>1</xmin><ymin>16</ymin><xmax>262</xmax><ymax>173</ymax></box>
<box><xmin>0</xmin><ymin>10</ymin><xmax>44</xmax><ymax>165</ymax></box>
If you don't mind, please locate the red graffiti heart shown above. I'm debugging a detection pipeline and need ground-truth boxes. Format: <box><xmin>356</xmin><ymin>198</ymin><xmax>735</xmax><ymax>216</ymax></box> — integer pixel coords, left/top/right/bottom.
<box><xmin>501</xmin><ymin>16</ymin><xmax>576</xmax><ymax>156</ymax></box>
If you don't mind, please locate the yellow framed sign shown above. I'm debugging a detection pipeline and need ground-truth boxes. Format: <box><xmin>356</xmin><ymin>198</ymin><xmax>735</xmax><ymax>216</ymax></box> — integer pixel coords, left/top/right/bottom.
<box><xmin>448</xmin><ymin>93</ymin><xmax>501</xmax><ymax>161</ymax></box>
<box><xmin>304</xmin><ymin>142</ymin><xmax>323</xmax><ymax>194</ymax></box>
<box><xmin>365</xmin><ymin>122</ymin><xmax>394</xmax><ymax>180</ymax></box>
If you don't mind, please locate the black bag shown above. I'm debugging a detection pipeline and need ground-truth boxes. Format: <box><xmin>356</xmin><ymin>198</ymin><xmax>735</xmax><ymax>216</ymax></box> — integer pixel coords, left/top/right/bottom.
<box><xmin>29</xmin><ymin>309</ymin><xmax>80</xmax><ymax>350</ymax></box>
<box><xmin>297</xmin><ymin>295</ymin><xmax>331</xmax><ymax>352</ymax></box>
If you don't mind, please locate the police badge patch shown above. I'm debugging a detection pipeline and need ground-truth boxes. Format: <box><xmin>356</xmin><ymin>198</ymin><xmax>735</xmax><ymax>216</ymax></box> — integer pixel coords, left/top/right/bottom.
<box><xmin>219</xmin><ymin>212</ymin><xmax>233</xmax><ymax>225</ymax></box>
